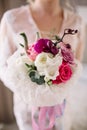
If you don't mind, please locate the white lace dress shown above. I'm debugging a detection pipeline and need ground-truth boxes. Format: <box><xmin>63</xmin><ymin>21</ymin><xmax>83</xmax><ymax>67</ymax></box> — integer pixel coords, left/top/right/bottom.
<box><xmin>0</xmin><ymin>5</ymin><xmax>86</xmax><ymax>130</ymax></box>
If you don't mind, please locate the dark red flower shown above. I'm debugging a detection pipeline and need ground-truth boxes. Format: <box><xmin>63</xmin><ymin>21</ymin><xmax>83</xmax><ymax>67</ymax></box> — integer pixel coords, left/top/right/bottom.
<box><xmin>34</xmin><ymin>38</ymin><xmax>59</xmax><ymax>55</ymax></box>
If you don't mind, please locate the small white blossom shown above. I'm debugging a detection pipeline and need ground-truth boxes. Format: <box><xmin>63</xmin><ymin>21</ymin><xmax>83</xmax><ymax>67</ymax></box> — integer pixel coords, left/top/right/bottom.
<box><xmin>44</xmin><ymin>66</ymin><xmax>59</xmax><ymax>80</ymax></box>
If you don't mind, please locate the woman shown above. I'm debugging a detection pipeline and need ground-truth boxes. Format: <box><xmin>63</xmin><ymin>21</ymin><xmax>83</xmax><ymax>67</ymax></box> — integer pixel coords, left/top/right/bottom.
<box><xmin>0</xmin><ymin>0</ymin><xmax>86</xmax><ymax>130</ymax></box>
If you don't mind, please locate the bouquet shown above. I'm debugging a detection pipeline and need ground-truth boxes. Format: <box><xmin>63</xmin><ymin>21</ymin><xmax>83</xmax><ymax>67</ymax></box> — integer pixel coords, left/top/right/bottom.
<box><xmin>6</xmin><ymin>29</ymin><xmax>82</xmax><ymax>130</ymax></box>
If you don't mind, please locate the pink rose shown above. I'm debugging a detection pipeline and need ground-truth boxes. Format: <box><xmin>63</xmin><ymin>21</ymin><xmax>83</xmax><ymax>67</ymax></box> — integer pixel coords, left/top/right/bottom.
<box><xmin>27</xmin><ymin>45</ymin><xmax>38</xmax><ymax>61</ymax></box>
<box><xmin>52</xmin><ymin>62</ymin><xmax>72</xmax><ymax>84</ymax></box>
<box><xmin>59</xmin><ymin>63</ymin><xmax>72</xmax><ymax>82</ymax></box>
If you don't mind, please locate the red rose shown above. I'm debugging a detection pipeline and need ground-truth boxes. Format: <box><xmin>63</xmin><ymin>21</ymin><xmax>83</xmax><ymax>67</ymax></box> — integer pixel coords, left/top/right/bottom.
<box><xmin>52</xmin><ymin>63</ymin><xmax>72</xmax><ymax>84</ymax></box>
<box><xmin>52</xmin><ymin>75</ymin><xmax>62</xmax><ymax>84</ymax></box>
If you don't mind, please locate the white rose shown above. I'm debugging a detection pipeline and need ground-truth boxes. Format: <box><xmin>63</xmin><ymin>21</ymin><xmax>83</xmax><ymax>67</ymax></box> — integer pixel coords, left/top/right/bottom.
<box><xmin>35</xmin><ymin>52</ymin><xmax>48</xmax><ymax>75</ymax></box>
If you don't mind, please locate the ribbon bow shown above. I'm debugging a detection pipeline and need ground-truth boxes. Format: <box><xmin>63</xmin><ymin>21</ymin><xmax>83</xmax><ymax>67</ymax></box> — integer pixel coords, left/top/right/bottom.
<box><xmin>31</xmin><ymin>99</ymin><xmax>66</xmax><ymax>130</ymax></box>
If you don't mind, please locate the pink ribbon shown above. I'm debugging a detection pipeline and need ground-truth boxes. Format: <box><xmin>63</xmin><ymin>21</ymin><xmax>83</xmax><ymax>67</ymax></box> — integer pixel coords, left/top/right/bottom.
<box><xmin>31</xmin><ymin>99</ymin><xmax>66</xmax><ymax>130</ymax></box>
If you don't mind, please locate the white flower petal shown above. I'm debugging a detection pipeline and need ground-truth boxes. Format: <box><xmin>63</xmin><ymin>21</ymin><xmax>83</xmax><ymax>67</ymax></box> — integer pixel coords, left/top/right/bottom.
<box><xmin>47</xmin><ymin>54</ymin><xmax>62</xmax><ymax>67</ymax></box>
<box><xmin>45</xmin><ymin>66</ymin><xmax>59</xmax><ymax>80</ymax></box>
<box><xmin>35</xmin><ymin>52</ymin><xmax>48</xmax><ymax>74</ymax></box>
<box><xmin>35</xmin><ymin>52</ymin><xmax>48</xmax><ymax>67</ymax></box>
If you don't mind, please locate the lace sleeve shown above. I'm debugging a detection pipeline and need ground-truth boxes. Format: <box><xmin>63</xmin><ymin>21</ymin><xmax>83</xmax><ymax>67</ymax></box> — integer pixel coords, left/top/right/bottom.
<box><xmin>76</xmin><ymin>17</ymin><xmax>86</xmax><ymax>61</ymax></box>
<box><xmin>0</xmin><ymin>12</ymin><xmax>17</xmax><ymax>92</ymax></box>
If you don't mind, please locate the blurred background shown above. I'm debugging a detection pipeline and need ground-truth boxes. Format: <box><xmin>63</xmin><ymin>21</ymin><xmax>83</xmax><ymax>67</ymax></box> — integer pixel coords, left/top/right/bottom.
<box><xmin>0</xmin><ymin>0</ymin><xmax>87</xmax><ymax>130</ymax></box>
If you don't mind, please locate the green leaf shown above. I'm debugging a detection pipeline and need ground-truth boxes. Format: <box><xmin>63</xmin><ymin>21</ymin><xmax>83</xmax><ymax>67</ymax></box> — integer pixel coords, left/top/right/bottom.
<box><xmin>30</xmin><ymin>76</ymin><xmax>36</xmax><ymax>82</ymax></box>
<box><xmin>20</xmin><ymin>33</ymin><xmax>28</xmax><ymax>50</ymax></box>
<box><xmin>19</xmin><ymin>43</ymin><xmax>24</xmax><ymax>48</ymax></box>
<box><xmin>29</xmin><ymin>71</ymin><xmax>36</xmax><ymax>78</ymax></box>
<box><xmin>25</xmin><ymin>63</ymin><xmax>37</xmax><ymax>71</ymax></box>
<box><xmin>29</xmin><ymin>71</ymin><xmax>37</xmax><ymax>82</ymax></box>
<box><xmin>29</xmin><ymin>70</ymin><xmax>45</xmax><ymax>85</ymax></box>
<box><xmin>47</xmin><ymin>80</ymin><xmax>52</xmax><ymax>86</ymax></box>
<box><xmin>36</xmin><ymin>76</ymin><xmax>45</xmax><ymax>85</ymax></box>
<box><xmin>36</xmin><ymin>32</ymin><xmax>40</xmax><ymax>39</ymax></box>
<box><xmin>25</xmin><ymin>63</ymin><xmax>32</xmax><ymax>68</ymax></box>
<box><xmin>54</xmin><ymin>35</ymin><xmax>61</xmax><ymax>42</ymax></box>
<box><xmin>32</xmin><ymin>66</ymin><xmax>37</xmax><ymax>70</ymax></box>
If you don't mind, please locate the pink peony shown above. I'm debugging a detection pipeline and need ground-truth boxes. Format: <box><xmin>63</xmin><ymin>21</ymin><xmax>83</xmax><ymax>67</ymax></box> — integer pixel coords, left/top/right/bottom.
<box><xmin>61</xmin><ymin>49</ymin><xmax>74</xmax><ymax>64</ymax></box>
<box><xmin>52</xmin><ymin>62</ymin><xmax>72</xmax><ymax>84</ymax></box>
<box><xmin>60</xmin><ymin>42</ymin><xmax>74</xmax><ymax>64</ymax></box>
<box><xmin>27</xmin><ymin>45</ymin><xmax>38</xmax><ymax>61</ymax></box>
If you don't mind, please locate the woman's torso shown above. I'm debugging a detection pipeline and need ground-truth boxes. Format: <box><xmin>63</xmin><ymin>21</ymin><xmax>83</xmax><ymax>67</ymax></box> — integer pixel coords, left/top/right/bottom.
<box><xmin>5</xmin><ymin>5</ymin><xmax>82</xmax><ymax>52</ymax></box>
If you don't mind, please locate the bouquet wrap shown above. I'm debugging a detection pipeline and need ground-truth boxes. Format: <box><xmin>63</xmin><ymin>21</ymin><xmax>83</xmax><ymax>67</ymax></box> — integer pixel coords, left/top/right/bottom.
<box><xmin>5</xmin><ymin>29</ymin><xmax>82</xmax><ymax>107</ymax></box>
